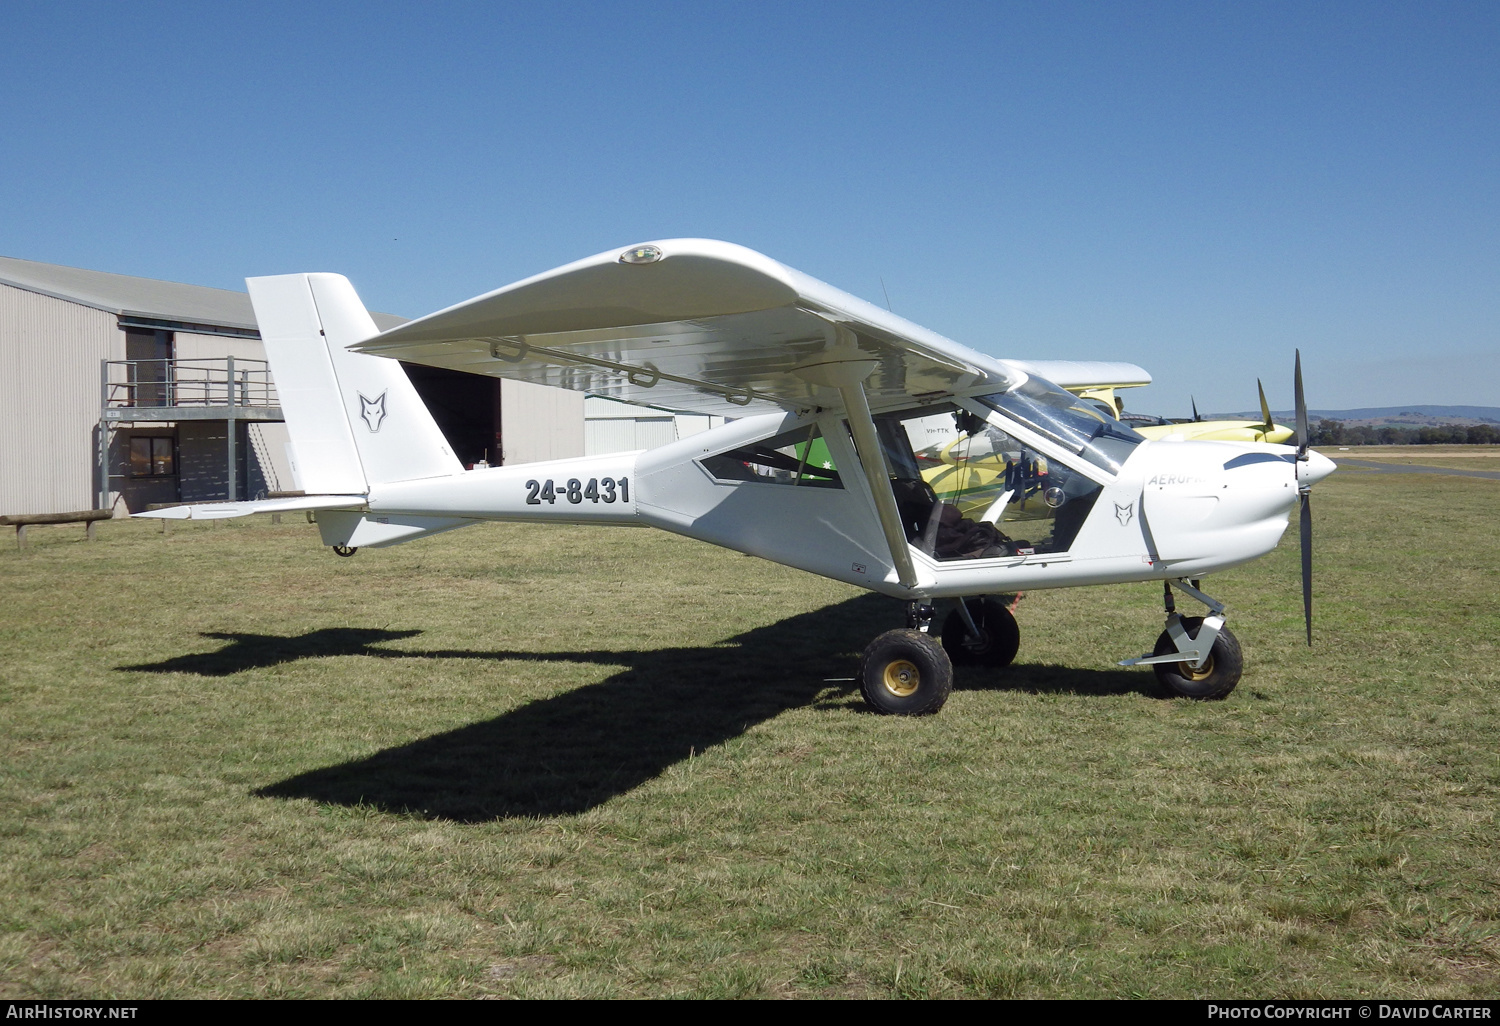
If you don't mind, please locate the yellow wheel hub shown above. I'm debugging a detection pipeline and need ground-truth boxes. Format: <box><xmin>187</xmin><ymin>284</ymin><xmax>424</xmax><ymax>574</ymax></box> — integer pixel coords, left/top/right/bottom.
<box><xmin>883</xmin><ymin>659</ymin><xmax>921</xmax><ymax>697</ymax></box>
<box><xmin>1184</xmin><ymin>654</ymin><xmax>1216</xmax><ymax>681</ymax></box>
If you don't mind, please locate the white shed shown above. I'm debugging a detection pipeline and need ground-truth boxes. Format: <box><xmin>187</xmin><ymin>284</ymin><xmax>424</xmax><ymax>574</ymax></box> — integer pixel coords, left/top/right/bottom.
<box><xmin>584</xmin><ymin>396</ymin><xmax>725</xmax><ymax>456</ymax></box>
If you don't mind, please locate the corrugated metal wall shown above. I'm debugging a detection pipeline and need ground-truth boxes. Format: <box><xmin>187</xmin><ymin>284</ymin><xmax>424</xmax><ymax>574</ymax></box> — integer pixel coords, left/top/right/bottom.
<box><xmin>0</xmin><ymin>283</ymin><xmax>118</xmax><ymax>516</ymax></box>
<box><xmin>673</xmin><ymin>413</ymin><xmax>721</xmax><ymax>439</ymax></box>
<box><xmin>170</xmin><ymin>331</ymin><xmax>266</xmax><ymax>363</ymax></box>
<box><xmin>584</xmin><ymin>417</ymin><xmax>677</xmax><ymax>454</ymax></box>
<box><xmin>500</xmin><ymin>379</ymin><xmax>585</xmax><ymax>465</ymax></box>
<box><xmin>582</xmin><ymin>396</ymin><xmax>725</xmax><ymax>455</ymax></box>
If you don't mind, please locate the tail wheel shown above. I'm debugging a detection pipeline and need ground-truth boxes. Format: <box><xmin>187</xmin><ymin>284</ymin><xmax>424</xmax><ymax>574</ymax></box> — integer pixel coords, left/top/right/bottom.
<box><xmin>940</xmin><ymin>598</ymin><xmax>1020</xmax><ymax>667</ymax></box>
<box><xmin>1152</xmin><ymin>616</ymin><xmax>1243</xmax><ymax>700</ymax></box>
<box><xmin>859</xmin><ymin>629</ymin><xmax>953</xmax><ymax>715</ymax></box>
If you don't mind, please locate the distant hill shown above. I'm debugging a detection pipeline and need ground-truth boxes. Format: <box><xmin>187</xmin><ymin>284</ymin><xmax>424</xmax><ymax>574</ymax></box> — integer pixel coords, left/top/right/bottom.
<box><xmin>1212</xmin><ymin>405</ymin><xmax>1500</xmax><ymax>428</ymax></box>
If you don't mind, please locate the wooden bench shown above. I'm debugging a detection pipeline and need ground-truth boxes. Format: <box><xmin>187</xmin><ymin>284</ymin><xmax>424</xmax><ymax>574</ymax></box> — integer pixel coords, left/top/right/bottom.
<box><xmin>0</xmin><ymin>510</ymin><xmax>114</xmax><ymax>550</ymax></box>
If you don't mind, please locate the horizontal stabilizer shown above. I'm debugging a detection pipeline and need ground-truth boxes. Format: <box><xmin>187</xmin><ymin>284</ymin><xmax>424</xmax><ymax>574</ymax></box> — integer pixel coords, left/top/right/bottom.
<box><xmin>134</xmin><ymin>495</ymin><xmax>366</xmax><ymax>521</ymax></box>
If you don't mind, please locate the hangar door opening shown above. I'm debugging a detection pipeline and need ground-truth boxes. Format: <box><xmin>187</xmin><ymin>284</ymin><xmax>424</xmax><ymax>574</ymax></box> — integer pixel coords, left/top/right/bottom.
<box><xmin>403</xmin><ymin>363</ymin><xmax>501</xmax><ymax>468</ymax></box>
<box><xmin>401</xmin><ymin>365</ymin><xmax>585</xmax><ymax>467</ymax></box>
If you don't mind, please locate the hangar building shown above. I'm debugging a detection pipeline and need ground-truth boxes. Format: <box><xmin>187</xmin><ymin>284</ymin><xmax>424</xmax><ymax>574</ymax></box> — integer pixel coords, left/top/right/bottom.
<box><xmin>0</xmin><ymin>257</ymin><xmax>720</xmax><ymax>519</ymax></box>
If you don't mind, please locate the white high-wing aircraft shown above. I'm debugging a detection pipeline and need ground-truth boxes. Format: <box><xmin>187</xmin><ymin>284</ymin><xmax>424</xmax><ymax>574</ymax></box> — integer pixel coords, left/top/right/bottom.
<box><xmin>144</xmin><ymin>240</ymin><xmax>1335</xmax><ymax>714</ymax></box>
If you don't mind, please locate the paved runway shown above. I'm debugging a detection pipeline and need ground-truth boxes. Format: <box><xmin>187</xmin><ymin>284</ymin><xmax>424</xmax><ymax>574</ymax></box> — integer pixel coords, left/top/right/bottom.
<box><xmin>1333</xmin><ymin>457</ymin><xmax>1500</xmax><ymax>480</ymax></box>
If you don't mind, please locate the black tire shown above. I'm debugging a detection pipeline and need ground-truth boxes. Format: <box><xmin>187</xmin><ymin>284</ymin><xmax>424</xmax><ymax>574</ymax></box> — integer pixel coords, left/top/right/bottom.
<box><xmin>940</xmin><ymin>598</ymin><xmax>1021</xmax><ymax>668</ymax></box>
<box><xmin>1151</xmin><ymin>616</ymin><xmax>1243</xmax><ymax>700</ymax></box>
<box><xmin>859</xmin><ymin>629</ymin><xmax>953</xmax><ymax>715</ymax></box>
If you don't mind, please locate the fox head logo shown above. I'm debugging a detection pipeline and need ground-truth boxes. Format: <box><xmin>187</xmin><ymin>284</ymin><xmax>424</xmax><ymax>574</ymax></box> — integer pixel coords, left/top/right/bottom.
<box><xmin>1114</xmin><ymin>502</ymin><xmax>1133</xmax><ymax>526</ymax></box>
<box><xmin>359</xmin><ymin>391</ymin><xmax>387</xmax><ymax>433</ymax></box>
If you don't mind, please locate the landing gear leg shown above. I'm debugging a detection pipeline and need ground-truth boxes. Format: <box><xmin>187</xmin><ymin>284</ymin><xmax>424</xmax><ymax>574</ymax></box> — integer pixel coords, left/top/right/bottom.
<box><xmin>905</xmin><ymin>600</ymin><xmax>935</xmax><ymax>632</ymax></box>
<box><xmin>859</xmin><ymin>601</ymin><xmax>952</xmax><ymax>715</ymax></box>
<box><xmin>1120</xmin><ymin>580</ymin><xmax>1243</xmax><ymax>699</ymax></box>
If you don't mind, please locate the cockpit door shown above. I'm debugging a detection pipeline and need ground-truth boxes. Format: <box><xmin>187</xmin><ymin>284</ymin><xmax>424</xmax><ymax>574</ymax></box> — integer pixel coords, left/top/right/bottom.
<box><xmin>874</xmin><ymin>404</ymin><xmax>1109</xmax><ymax>561</ymax></box>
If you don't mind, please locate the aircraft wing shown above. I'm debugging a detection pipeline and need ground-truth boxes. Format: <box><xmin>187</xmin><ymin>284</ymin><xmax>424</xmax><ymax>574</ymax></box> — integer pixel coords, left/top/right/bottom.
<box><xmin>350</xmin><ymin>239</ymin><xmax>1015</xmax><ymax>416</ymax></box>
<box><xmin>1004</xmin><ymin>360</ymin><xmax>1152</xmax><ymax>393</ymax></box>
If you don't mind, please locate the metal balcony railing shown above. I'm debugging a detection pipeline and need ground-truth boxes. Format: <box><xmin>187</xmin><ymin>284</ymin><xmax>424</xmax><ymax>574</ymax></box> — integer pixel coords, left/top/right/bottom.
<box><xmin>97</xmin><ymin>357</ymin><xmax>284</xmax><ymax>509</ymax></box>
<box><xmin>102</xmin><ymin>357</ymin><xmax>278</xmax><ymax>411</ymax></box>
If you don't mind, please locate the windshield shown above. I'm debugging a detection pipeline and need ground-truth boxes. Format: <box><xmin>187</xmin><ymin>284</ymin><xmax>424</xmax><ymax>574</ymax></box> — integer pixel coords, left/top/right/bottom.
<box><xmin>870</xmin><ymin>405</ymin><xmax>1103</xmax><ymax>558</ymax></box>
<box><xmin>978</xmin><ymin>377</ymin><xmax>1145</xmax><ymax>474</ymax></box>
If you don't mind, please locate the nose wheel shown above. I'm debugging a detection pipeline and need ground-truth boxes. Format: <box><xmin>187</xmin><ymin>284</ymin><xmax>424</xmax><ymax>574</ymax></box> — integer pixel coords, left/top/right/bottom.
<box><xmin>1149</xmin><ymin>615</ymin><xmax>1242</xmax><ymax>699</ymax></box>
<box><xmin>1121</xmin><ymin>579</ymin><xmax>1244</xmax><ymax>699</ymax></box>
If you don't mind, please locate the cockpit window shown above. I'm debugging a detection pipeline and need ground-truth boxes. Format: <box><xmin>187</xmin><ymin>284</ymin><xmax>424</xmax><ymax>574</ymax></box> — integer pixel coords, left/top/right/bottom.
<box><xmin>701</xmin><ymin>424</ymin><xmax>842</xmax><ymax>488</ymax></box>
<box><xmin>978</xmin><ymin>377</ymin><xmax>1145</xmax><ymax>474</ymax></box>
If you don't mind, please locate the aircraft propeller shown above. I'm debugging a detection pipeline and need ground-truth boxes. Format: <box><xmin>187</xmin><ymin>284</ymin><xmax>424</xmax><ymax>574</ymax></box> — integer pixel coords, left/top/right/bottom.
<box><xmin>1257</xmin><ymin>379</ymin><xmax>1274</xmax><ymax>438</ymax></box>
<box><xmin>1294</xmin><ymin>350</ymin><xmax>1313</xmax><ymax>646</ymax></box>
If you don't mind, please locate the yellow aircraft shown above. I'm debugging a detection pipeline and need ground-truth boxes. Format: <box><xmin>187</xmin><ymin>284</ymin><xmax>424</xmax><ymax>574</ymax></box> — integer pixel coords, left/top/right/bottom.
<box><xmin>918</xmin><ymin>379</ymin><xmax>1293</xmax><ymax>522</ymax></box>
<box><xmin>1127</xmin><ymin>384</ymin><xmax>1294</xmax><ymax>444</ymax></box>
<box><xmin>917</xmin><ymin>428</ymin><xmax>1052</xmax><ymax>526</ymax></box>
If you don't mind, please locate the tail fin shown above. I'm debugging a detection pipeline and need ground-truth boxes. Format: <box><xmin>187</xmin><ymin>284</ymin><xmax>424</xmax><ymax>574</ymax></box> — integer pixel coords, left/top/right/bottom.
<box><xmin>247</xmin><ymin>273</ymin><xmax>462</xmax><ymax>492</ymax></box>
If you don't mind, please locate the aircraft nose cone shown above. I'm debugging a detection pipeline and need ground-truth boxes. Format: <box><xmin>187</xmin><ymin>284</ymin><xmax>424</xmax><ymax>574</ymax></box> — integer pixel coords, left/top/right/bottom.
<box><xmin>1298</xmin><ymin>449</ymin><xmax>1336</xmax><ymax>489</ymax></box>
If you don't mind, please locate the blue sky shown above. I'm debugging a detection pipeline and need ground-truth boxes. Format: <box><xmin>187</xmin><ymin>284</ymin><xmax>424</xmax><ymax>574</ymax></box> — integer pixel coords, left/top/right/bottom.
<box><xmin>2</xmin><ymin>1</ymin><xmax>1495</xmax><ymax>413</ymax></box>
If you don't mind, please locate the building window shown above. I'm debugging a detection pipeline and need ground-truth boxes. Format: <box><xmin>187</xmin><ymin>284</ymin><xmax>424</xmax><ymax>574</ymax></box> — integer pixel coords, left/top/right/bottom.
<box><xmin>130</xmin><ymin>437</ymin><xmax>175</xmax><ymax>478</ymax></box>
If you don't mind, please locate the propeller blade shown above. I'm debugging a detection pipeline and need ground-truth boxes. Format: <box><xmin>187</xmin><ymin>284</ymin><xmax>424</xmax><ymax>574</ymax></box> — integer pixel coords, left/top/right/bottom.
<box><xmin>1299</xmin><ymin>489</ymin><xmax>1313</xmax><ymax>646</ymax></box>
<box><xmin>1191</xmin><ymin>396</ymin><xmax>1202</xmax><ymax>422</ymax></box>
<box><xmin>1258</xmin><ymin>378</ymin><xmax>1273</xmax><ymax>433</ymax></box>
<box><xmin>1294</xmin><ymin>349</ymin><xmax>1309</xmax><ymax>455</ymax></box>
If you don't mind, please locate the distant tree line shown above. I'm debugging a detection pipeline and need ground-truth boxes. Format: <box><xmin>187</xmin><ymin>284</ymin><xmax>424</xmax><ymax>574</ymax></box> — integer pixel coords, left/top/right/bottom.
<box><xmin>1311</xmin><ymin>420</ymin><xmax>1500</xmax><ymax>446</ymax></box>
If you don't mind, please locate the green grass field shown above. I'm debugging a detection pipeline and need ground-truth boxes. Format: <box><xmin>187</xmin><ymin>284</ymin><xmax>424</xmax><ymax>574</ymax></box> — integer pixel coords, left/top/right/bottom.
<box><xmin>2</xmin><ymin>472</ymin><xmax>1497</xmax><ymax>998</ymax></box>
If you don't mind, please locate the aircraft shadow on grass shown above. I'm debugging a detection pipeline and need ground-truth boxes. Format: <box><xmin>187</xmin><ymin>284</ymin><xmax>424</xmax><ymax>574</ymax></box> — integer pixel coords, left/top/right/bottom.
<box><xmin>121</xmin><ymin>596</ymin><xmax>1157</xmax><ymax>821</ymax></box>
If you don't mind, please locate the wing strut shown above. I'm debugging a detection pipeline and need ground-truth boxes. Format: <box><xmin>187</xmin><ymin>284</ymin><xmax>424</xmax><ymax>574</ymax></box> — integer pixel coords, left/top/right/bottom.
<box><xmin>795</xmin><ymin>339</ymin><xmax>920</xmax><ymax>589</ymax></box>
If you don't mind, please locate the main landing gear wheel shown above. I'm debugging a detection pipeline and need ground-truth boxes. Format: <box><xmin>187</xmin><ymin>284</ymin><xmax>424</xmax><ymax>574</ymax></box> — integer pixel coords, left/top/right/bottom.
<box><xmin>940</xmin><ymin>598</ymin><xmax>1020</xmax><ymax>668</ymax></box>
<box><xmin>1152</xmin><ymin>616</ymin><xmax>1243</xmax><ymax>700</ymax></box>
<box><xmin>859</xmin><ymin>629</ymin><xmax>953</xmax><ymax>715</ymax></box>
